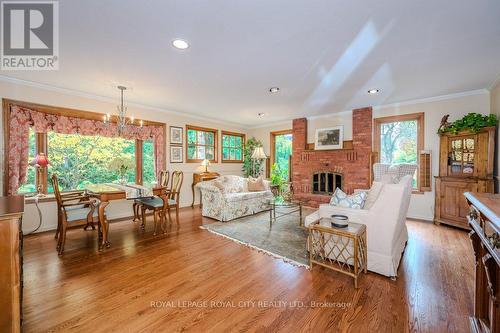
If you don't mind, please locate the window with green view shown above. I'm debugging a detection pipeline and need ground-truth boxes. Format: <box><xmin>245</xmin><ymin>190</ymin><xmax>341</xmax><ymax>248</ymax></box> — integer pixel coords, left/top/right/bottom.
<box><xmin>46</xmin><ymin>132</ymin><xmax>136</xmax><ymax>192</ymax></box>
<box><xmin>221</xmin><ymin>131</ymin><xmax>244</xmax><ymax>162</ymax></box>
<box><xmin>186</xmin><ymin>125</ymin><xmax>217</xmax><ymax>162</ymax></box>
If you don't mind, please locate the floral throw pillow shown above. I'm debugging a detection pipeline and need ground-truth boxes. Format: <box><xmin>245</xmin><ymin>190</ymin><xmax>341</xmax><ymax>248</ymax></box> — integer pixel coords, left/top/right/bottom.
<box><xmin>329</xmin><ymin>188</ymin><xmax>367</xmax><ymax>209</ymax></box>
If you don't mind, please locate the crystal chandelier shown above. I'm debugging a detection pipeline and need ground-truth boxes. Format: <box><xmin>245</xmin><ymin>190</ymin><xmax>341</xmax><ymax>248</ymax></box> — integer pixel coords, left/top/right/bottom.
<box><xmin>104</xmin><ymin>85</ymin><xmax>142</xmax><ymax>136</ymax></box>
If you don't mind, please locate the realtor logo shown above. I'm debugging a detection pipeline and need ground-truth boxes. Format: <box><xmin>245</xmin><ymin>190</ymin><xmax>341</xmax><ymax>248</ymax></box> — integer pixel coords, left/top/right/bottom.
<box><xmin>1</xmin><ymin>1</ymin><xmax>59</xmax><ymax>70</ymax></box>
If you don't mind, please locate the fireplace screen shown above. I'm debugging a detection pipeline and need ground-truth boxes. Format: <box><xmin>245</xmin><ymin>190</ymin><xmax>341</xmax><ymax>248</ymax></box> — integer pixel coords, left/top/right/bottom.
<box><xmin>312</xmin><ymin>172</ymin><xmax>342</xmax><ymax>195</ymax></box>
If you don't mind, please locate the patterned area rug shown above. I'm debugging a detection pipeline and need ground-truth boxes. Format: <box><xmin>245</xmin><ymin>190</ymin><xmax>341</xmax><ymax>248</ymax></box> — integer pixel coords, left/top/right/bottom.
<box><xmin>200</xmin><ymin>209</ymin><xmax>314</xmax><ymax>268</ymax></box>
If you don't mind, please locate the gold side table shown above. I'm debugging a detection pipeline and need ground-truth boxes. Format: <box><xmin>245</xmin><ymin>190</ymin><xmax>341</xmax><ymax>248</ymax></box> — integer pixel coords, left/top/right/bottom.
<box><xmin>308</xmin><ymin>219</ymin><xmax>367</xmax><ymax>288</ymax></box>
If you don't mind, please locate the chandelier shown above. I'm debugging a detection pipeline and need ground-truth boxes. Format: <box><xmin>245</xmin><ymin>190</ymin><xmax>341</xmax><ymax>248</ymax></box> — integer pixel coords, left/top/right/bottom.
<box><xmin>104</xmin><ymin>85</ymin><xmax>142</xmax><ymax>136</ymax></box>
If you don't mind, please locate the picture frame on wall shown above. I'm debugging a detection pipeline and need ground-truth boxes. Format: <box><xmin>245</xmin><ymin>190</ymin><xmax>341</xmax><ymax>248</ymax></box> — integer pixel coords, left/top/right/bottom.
<box><xmin>170</xmin><ymin>126</ymin><xmax>183</xmax><ymax>145</ymax></box>
<box><xmin>314</xmin><ymin>126</ymin><xmax>343</xmax><ymax>150</ymax></box>
<box><xmin>170</xmin><ymin>145</ymin><xmax>184</xmax><ymax>163</ymax></box>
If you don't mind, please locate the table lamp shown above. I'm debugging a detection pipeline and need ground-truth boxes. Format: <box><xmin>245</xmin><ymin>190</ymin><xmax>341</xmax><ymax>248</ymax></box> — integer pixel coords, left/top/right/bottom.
<box><xmin>29</xmin><ymin>153</ymin><xmax>50</xmax><ymax>195</ymax></box>
<box><xmin>201</xmin><ymin>159</ymin><xmax>210</xmax><ymax>173</ymax></box>
<box><xmin>251</xmin><ymin>147</ymin><xmax>267</xmax><ymax>176</ymax></box>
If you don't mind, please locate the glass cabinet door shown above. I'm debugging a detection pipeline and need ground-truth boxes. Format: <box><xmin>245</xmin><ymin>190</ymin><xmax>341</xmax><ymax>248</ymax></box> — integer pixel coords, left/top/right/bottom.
<box><xmin>449</xmin><ymin>135</ymin><xmax>475</xmax><ymax>176</ymax></box>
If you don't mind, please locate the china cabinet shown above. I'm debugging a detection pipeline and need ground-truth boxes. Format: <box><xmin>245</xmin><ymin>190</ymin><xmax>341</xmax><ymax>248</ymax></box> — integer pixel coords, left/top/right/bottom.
<box><xmin>434</xmin><ymin>126</ymin><xmax>495</xmax><ymax>229</ymax></box>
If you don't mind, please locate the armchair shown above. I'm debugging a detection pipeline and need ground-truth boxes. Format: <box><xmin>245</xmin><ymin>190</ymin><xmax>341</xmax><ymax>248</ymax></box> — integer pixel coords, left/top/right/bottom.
<box><xmin>51</xmin><ymin>174</ymin><xmax>99</xmax><ymax>255</ymax></box>
<box><xmin>305</xmin><ymin>175</ymin><xmax>413</xmax><ymax>277</ymax></box>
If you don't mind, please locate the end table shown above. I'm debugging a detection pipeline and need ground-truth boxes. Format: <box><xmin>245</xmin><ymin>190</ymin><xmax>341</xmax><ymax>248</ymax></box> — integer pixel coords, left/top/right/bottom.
<box><xmin>308</xmin><ymin>219</ymin><xmax>367</xmax><ymax>288</ymax></box>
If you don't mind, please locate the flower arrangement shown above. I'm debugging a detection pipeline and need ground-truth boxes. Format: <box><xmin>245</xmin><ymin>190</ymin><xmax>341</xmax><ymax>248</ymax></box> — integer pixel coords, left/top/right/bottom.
<box><xmin>108</xmin><ymin>156</ymin><xmax>134</xmax><ymax>184</ymax></box>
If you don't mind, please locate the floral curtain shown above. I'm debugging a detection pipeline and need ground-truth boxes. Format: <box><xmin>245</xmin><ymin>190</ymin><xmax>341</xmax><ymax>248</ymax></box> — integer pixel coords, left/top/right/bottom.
<box><xmin>7</xmin><ymin>105</ymin><xmax>166</xmax><ymax>195</ymax></box>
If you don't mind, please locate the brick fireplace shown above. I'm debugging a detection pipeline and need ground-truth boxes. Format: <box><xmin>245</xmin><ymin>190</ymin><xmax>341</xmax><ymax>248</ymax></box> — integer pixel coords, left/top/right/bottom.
<box><xmin>291</xmin><ymin>107</ymin><xmax>372</xmax><ymax>207</ymax></box>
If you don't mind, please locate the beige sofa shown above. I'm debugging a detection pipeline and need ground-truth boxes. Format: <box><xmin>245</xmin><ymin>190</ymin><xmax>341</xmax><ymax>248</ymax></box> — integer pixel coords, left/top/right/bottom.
<box><xmin>196</xmin><ymin>175</ymin><xmax>274</xmax><ymax>221</ymax></box>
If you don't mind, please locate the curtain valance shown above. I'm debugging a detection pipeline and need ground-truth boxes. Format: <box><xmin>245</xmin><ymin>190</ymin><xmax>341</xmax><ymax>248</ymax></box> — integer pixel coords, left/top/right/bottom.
<box><xmin>7</xmin><ymin>105</ymin><xmax>165</xmax><ymax>195</ymax></box>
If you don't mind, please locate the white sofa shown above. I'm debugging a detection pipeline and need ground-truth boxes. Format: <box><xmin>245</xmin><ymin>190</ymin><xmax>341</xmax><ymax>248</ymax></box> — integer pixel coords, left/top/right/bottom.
<box><xmin>196</xmin><ymin>175</ymin><xmax>274</xmax><ymax>222</ymax></box>
<box><xmin>305</xmin><ymin>175</ymin><xmax>413</xmax><ymax>277</ymax></box>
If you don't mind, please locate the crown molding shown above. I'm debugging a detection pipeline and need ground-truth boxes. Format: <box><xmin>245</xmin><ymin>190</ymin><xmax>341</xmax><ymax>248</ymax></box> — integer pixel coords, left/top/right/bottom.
<box><xmin>489</xmin><ymin>74</ymin><xmax>500</xmax><ymax>91</ymax></box>
<box><xmin>372</xmin><ymin>89</ymin><xmax>489</xmax><ymax>110</ymax></box>
<box><xmin>0</xmin><ymin>75</ymin><xmax>245</xmax><ymax>129</ymax></box>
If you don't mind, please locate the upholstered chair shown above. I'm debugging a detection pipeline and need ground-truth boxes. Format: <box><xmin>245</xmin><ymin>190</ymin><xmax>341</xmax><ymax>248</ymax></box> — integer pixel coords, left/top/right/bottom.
<box><xmin>51</xmin><ymin>174</ymin><xmax>99</xmax><ymax>255</ymax></box>
<box><xmin>51</xmin><ymin>174</ymin><xmax>97</xmax><ymax>240</ymax></box>
<box><xmin>132</xmin><ymin>170</ymin><xmax>169</xmax><ymax>222</ymax></box>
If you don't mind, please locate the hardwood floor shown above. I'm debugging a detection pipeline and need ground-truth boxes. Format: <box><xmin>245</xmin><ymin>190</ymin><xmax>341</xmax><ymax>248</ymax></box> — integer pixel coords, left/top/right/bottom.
<box><xmin>22</xmin><ymin>207</ymin><xmax>473</xmax><ymax>332</ymax></box>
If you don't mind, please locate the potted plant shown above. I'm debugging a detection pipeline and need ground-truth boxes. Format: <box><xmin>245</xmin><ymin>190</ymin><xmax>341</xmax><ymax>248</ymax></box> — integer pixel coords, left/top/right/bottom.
<box><xmin>438</xmin><ymin>113</ymin><xmax>497</xmax><ymax>134</ymax></box>
<box><xmin>270</xmin><ymin>163</ymin><xmax>288</xmax><ymax>197</ymax></box>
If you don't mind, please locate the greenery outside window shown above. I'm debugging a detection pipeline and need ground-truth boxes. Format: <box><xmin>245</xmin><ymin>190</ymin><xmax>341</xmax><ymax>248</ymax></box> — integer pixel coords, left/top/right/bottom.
<box><xmin>46</xmin><ymin>132</ymin><xmax>136</xmax><ymax>192</ymax></box>
<box><xmin>374</xmin><ymin>113</ymin><xmax>424</xmax><ymax>190</ymax></box>
<box><xmin>17</xmin><ymin>131</ymin><xmax>157</xmax><ymax>194</ymax></box>
<box><xmin>221</xmin><ymin>131</ymin><xmax>245</xmax><ymax>163</ymax></box>
<box><xmin>186</xmin><ymin>125</ymin><xmax>218</xmax><ymax>163</ymax></box>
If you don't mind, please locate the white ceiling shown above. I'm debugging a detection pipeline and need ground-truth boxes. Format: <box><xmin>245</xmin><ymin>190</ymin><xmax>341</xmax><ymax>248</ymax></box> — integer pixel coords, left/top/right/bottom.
<box><xmin>3</xmin><ymin>0</ymin><xmax>500</xmax><ymax>126</ymax></box>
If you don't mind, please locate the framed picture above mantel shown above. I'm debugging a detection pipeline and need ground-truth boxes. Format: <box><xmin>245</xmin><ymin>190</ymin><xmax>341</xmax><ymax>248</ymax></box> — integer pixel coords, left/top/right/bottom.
<box><xmin>314</xmin><ymin>126</ymin><xmax>344</xmax><ymax>150</ymax></box>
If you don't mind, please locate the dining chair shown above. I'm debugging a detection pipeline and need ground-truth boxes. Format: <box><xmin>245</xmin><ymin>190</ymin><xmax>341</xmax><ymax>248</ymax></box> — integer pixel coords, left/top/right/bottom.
<box><xmin>52</xmin><ymin>174</ymin><xmax>97</xmax><ymax>240</ymax></box>
<box><xmin>132</xmin><ymin>170</ymin><xmax>169</xmax><ymax>222</ymax></box>
<box><xmin>165</xmin><ymin>171</ymin><xmax>184</xmax><ymax>226</ymax></box>
<box><xmin>51</xmin><ymin>174</ymin><xmax>99</xmax><ymax>255</ymax></box>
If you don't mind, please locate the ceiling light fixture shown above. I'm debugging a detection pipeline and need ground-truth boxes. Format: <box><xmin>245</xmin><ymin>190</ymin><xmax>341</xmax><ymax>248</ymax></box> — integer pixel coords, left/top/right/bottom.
<box><xmin>172</xmin><ymin>39</ymin><xmax>189</xmax><ymax>50</ymax></box>
<box><xmin>367</xmin><ymin>89</ymin><xmax>380</xmax><ymax>94</ymax></box>
<box><xmin>269</xmin><ymin>87</ymin><xmax>280</xmax><ymax>93</ymax></box>
<box><xmin>258</xmin><ymin>113</ymin><xmax>265</xmax><ymax>117</ymax></box>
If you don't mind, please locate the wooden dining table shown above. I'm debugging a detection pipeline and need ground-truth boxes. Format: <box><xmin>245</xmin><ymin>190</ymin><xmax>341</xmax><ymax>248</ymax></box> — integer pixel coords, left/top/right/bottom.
<box><xmin>84</xmin><ymin>183</ymin><xmax>166</xmax><ymax>249</ymax></box>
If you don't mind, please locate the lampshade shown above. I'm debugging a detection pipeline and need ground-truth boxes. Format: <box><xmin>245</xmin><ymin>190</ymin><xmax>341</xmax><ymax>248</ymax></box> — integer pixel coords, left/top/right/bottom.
<box><xmin>251</xmin><ymin>147</ymin><xmax>267</xmax><ymax>159</ymax></box>
<box><xmin>29</xmin><ymin>153</ymin><xmax>50</xmax><ymax>167</ymax></box>
<box><xmin>201</xmin><ymin>159</ymin><xmax>210</xmax><ymax>167</ymax></box>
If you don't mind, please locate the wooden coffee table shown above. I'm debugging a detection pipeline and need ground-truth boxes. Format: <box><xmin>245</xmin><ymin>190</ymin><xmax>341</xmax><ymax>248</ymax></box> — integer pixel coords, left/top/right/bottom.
<box><xmin>308</xmin><ymin>219</ymin><xmax>367</xmax><ymax>288</ymax></box>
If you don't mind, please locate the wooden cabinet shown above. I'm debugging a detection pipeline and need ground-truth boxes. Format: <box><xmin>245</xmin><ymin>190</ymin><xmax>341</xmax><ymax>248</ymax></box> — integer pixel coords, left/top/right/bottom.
<box><xmin>0</xmin><ymin>196</ymin><xmax>24</xmax><ymax>333</ymax></box>
<box><xmin>465</xmin><ymin>192</ymin><xmax>500</xmax><ymax>333</ymax></box>
<box><xmin>434</xmin><ymin>127</ymin><xmax>495</xmax><ymax>229</ymax></box>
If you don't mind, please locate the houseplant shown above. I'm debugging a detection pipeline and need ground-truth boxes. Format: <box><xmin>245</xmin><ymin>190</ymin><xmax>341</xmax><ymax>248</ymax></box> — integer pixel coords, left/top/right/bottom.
<box><xmin>270</xmin><ymin>163</ymin><xmax>288</xmax><ymax>197</ymax></box>
<box><xmin>438</xmin><ymin>113</ymin><xmax>497</xmax><ymax>134</ymax></box>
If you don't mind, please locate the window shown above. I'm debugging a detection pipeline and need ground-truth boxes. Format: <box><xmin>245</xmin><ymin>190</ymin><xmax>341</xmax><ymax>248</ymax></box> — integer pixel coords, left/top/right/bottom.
<box><xmin>221</xmin><ymin>131</ymin><xmax>245</xmax><ymax>163</ymax></box>
<box><xmin>270</xmin><ymin>130</ymin><xmax>293</xmax><ymax>180</ymax></box>
<box><xmin>186</xmin><ymin>125</ymin><xmax>218</xmax><ymax>162</ymax></box>
<box><xmin>374</xmin><ymin>113</ymin><xmax>424</xmax><ymax>190</ymax></box>
<box><xmin>142</xmin><ymin>139</ymin><xmax>156</xmax><ymax>186</ymax></box>
<box><xmin>46</xmin><ymin>132</ymin><xmax>136</xmax><ymax>192</ymax></box>
<box><xmin>17</xmin><ymin>128</ymin><xmax>37</xmax><ymax>194</ymax></box>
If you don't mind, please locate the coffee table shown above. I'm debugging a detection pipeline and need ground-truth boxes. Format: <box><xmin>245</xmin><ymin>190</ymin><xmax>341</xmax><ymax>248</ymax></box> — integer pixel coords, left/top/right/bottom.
<box><xmin>267</xmin><ymin>197</ymin><xmax>303</xmax><ymax>228</ymax></box>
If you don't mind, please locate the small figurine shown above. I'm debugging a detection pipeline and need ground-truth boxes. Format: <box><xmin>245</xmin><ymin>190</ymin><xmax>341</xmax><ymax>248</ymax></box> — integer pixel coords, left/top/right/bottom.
<box><xmin>438</xmin><ymin>114</ymin><xmax>450</xmax><ymax>133</ymax></box>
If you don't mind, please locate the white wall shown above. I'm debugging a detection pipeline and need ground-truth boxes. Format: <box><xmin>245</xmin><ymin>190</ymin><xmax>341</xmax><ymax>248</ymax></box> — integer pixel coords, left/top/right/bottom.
<box><xmin>0</xmin><ymin>78</ymin><xmax>248</xmax><ymax>233</ymax></box>
<box><xmin>248</xmin><ymin>90</ymin><xmax>491</xmax><ymax>221</ymax></box>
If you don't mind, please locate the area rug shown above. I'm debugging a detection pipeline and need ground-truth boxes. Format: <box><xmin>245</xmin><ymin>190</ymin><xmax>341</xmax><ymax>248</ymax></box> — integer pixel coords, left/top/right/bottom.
<box><xmin>200</xmin><ymin>209</ymin><xmax>314</xmax><ymax>268</ymax></box>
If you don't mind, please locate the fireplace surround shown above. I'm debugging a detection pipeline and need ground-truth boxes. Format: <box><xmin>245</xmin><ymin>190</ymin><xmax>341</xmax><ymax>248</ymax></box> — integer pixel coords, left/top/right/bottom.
<box><xmin>291</xmin><ymin>107</ymin><xmax>372</xmax><ymax>207</ymax></box>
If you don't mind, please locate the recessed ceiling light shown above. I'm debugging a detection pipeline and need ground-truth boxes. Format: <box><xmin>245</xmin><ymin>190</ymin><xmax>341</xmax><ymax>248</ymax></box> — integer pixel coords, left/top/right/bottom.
<box><xmin>269</xmin><ymin>87</ymin><xmax>280</xmax><ymax>93</ymax></box>
<box><xmin>172</xmin><ymin>39</ymin><xmax>189</xmax><ymax>50</ymax></box>
<box><xmin>258</xmin><ymin>113</ymin><xmax>265</xmax><ymax>117</ymax></box>
<box><xmin>368</xmin><ymin>89</ymin><xmax>380</xmax><ymax>94</ymax></box>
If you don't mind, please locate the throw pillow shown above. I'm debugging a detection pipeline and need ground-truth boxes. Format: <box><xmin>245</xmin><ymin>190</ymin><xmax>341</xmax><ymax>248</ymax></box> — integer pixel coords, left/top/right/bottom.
<box><xmin>329</xmin><ymin>188</ymin><xmax>367</xmax><ymax>209</ymax></box>
<box><xmin>363</xmin><ymin>181</ymin><xmax>384</xmax><ymax>209</ymax></box>
<box><xmin>248</xmin><ymin>176</ymin><xmax>266</xmax><ymax>192</ymax></box>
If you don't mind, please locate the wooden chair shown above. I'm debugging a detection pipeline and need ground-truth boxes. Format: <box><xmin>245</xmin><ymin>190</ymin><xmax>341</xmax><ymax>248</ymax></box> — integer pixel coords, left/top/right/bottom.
<box><xmin>52</xmin><ymin>174</ymin><xmax>96</xmax><ymax>240</ymax></box>
<box><xmin>165</xmin><ymin>171</ymin><xmax>184</xmax><ymax>226</ymax></box>
<box><xmin>132</xmin><ymin>170</ymin><xmax>169</xmax><ymax>222</ymax></box>
<box><xmin>51</xmin><ymin>174</ymin><xmax>99</xmax><ymax>255</ymax></box>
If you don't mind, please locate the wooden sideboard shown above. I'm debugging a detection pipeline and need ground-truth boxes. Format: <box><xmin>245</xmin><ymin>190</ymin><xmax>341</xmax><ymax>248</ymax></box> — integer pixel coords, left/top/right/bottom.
<box><xmin>0</xmin><ymin>196</ymin><xmax>24</xmax><ymax>333</ymax></box>
<box><xmin>465</xmin><ymin>192</ymin><xmax>500</xmax><ymax>333</ymax></box>
<box><xmin>191</xmin><ymin>172</ymin><xmax>220</xmax><ymax>207</ymax></box>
